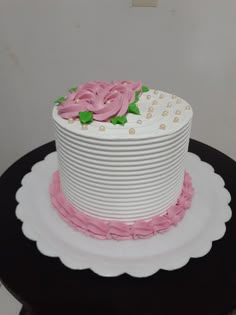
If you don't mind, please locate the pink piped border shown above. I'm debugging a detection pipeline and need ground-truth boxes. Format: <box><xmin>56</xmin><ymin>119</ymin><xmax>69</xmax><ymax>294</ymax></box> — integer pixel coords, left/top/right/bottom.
<box><xmin>49</xmin><ymin>171</ymin><xmax>194</xmax><ymax>240</ymax></box>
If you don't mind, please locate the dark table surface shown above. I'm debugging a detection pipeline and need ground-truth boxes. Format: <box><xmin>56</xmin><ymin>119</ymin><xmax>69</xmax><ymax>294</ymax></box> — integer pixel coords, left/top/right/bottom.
<box><xmin>0</xmin><ymin>139</ymin><xmax>236</xmax><ymax>315</ymax></box>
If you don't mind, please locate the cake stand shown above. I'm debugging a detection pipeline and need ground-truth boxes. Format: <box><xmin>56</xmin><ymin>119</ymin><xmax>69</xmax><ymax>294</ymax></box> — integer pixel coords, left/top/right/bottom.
<box><xmin>15</xmin><ymin>151</ymin><xmax>231</xmax><ymax>278</ymax></box>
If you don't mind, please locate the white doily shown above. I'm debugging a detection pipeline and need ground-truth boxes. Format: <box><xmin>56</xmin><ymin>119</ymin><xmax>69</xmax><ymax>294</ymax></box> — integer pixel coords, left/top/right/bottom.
<box><xmin>16</xmin><ymin>152</ymin><xmax>231</xmax><ymax>277</ymax></box>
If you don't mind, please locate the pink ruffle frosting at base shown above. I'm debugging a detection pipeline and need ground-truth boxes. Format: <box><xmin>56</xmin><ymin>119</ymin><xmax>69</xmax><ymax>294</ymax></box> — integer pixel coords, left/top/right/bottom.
<box><xmin>49</xmin><ymin>171</ymin><xmax>194</xmax><ymax>240</ymax></box>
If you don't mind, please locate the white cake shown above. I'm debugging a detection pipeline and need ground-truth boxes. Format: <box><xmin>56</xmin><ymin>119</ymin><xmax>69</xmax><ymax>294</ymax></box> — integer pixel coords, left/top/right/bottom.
<box><xmin>50</xmin><ymin>81</ymin><xmax>193</xmax><ymax>240</ymax></box>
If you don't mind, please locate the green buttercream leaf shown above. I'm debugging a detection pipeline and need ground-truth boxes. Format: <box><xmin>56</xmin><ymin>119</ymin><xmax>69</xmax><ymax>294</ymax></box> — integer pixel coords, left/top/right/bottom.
<box><xmin>135</xmin><ymin>90</ymin><xmax>140</xmax><ymax>102</ymax></box>
<box><xmin>110</xmin><ymin>117</ymin><xmax>118</xmax><ymax>125</ymax></box>
<box><xmin>79</xmin><ymin>111</ymin><xmax>93</xmax><ymax>124</ymax></box>
<box><xmin>54</xmin><ymin>96</ymin><xmax>67</xmax><ymax>105</ymax></box>
<box><xmin>69</xmin><ymin>86</ymin><xmax>78</xmax><ymax>93</ymax></box>
<box><xmin>141</xmin><ymin>85</ymin><xmax>149</xmax><ymax>93</ymax></box>
<box><xmin>118</xmin><ymin>116</ymin><xmax>128</xmax><ymax>125</ymax></box>
<box><xmin>128</xmin><ymin>103</ymin><xmax>140</xmax><ymax>115</ymax></box>
<box><xmin>110</xmin><ymin>115</ymin><xmax>127</xmax><ymax>126</ymax></box>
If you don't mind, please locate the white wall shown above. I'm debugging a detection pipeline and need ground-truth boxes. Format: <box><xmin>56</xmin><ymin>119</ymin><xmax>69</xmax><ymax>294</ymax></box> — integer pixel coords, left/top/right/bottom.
<box><xmin>0</xmin><ymin>0</ymin><xmax>235</xmax><ymax>175</ymax></box>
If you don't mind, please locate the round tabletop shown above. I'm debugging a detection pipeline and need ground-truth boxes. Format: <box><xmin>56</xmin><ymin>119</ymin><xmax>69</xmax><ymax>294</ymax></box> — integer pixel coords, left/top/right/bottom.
<box><xmin>0</xmin><ymin>139</ymin><xmax>235</xmax><ymax>315</ymax></box>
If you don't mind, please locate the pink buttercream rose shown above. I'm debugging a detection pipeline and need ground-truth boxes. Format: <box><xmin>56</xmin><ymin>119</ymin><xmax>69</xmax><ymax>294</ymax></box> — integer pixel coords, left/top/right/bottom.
<box><xmin>58</xmin><ymin>80</ymin><xmax>142</xmax><ymax>121</ymax></box>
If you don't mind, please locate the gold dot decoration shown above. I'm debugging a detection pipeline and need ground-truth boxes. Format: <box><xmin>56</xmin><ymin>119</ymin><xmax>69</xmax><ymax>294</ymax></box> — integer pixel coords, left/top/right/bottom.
<box><xmin>175</xmin><ymin>110</ymin><xmax>181</xmax><ymax>115</ymax></box>
<box><xmin>154</xmin><ymin>90</ymin><xmax>158</xmax><ymax>95</ymax></box>
<box><xmin>159</xmin><ymin>124</ymin><xmax>166</xmax><ymax>130</ymax></box>
<box><xmin>172</xmin><ymin>95</ymin><xmax>177</xmax><ymax>99</ymax></box>
<box><xmin>146</xmin><ymin>113</ymin><xmax>152</xmax><ymax>119</ymax></box>
<box><xmin>99</xmin><ymin>125</ymin><xmax>106</xmax><ymax>132</ymax></box>
<box><xmin>137</xmin><ymin>119</ymin><xmax>142</xmax><ymax>124</ymax></box>
<box><xmin>186</xmin><ymin>105</ymin><xmax>191</xmax><ymax>110</ymax></box>
<box><xmin>173</xmin><ymin>117</ymin><xmax>179</xmax><ymax>123</ymax></box>
<box><xmin>159</xmin><ymin>94</ymin><xmax>164</xmax><ymax>99</ymax></box>
<box><xmin>162</xmin><ymin>111</ymin><xmax>168</xmax><ymax>116</ymax></box>
<box><xmin>129</xmin><ymin>128</ymin><xmax>135</xmax><ymax>135</ymax></box>
<box><xmin>68</xmin><ymin>118</ymin><xmax>74</xmax><ymax>124</ymax></box>
<box><xmin>148</xmin><ymin>107</ymin><xmax>154</xmax><ymax>112</ymax></box>
<box><xmin>75</xmin><ymin>98</ymin><xmax>80</xmax><ymax>103</ymax></box>
<box><xmin>176</xmin><ymin>99</ymin><xmax>182</xmax><ymax>104</ymax></box>
<box><xmin>167</xmin><ymin>102</ymin><xmax>172</xmax><ymax>108</ymax></box>
<box><xmin>75</xmin><ymin>118</ymin><xmax>79</xmax><ymax>121</ymax></box>
<box><xmin>146</xmin><ymin>95</ymin><xmax>151</xmax><ymax>100</ymax></box>
<box><xmin>82</xmin><ymin>124</ymin><xmax>88</xmax><ymax>130</ymax></box>
<box><xmin>152</xmin><ymin>100</ymin><xmax>158</xmax><ymax>105</ymax></box>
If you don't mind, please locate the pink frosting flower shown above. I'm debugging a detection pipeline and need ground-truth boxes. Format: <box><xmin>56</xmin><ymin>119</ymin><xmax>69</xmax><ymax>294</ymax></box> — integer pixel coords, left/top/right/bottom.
<box><xmin>58</xmin><ymin>80</ymin><xmax>142</xmax><ymax>122</ymax></box>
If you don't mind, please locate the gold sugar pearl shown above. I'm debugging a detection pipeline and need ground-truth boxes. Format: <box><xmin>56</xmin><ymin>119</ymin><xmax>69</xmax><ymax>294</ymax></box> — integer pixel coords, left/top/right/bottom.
<box><xmin>68</xmin><ymin>118</ymin><xmax>74</xmax><ymax>124</ymax></box>
<box><xmin>75</xmin><ymin>98</ymin><xmax>80</xmax><ymax>103</ymax></box>
<box><xmin>146</xmin><ymin>113</ymin><xmax>152</xmax><ymax>119</ymax></box>
<box><xmin>106</xmin><ymin>100</ymin><xmax>111</xmax><ymax>104</ymax></box>
<box><xmin>152</xmin><ymin>100</ymin><xmax>158</xmax><ymax>105</ymax></box>
<box><xmin>159</xmin><ymin>94</ymin><xmax>164</xmax><ymax>99</ymax></box>
<box><xmin>160</xmin><ymin>124</ymin><xmax>166</xmax><ymax>130</ymax></box>
<box><xmin>186</xmin><ymin>105</ymin><xmax>191</xmax><ymax>110</ymax></box>
<box><xmin>173</xmin><ymin>117</ymin><xmax>179</xmax><ymax>123</ymax></box>
<box><xmin>162</xmin><ymin>111</ymin><xmax>168</xmax><ymax>116</ymax></box>
<box><xmin>175</xmin><ymin>110</ymin><xmax>181</xmax><ymax>115</ymax></box>
<box><xmin>129</xmin><ymin>128</ymin><xmax>135</xmax><ymax>135</ymax></box>
<box><xmin>99</xmin><ymin>125</ymin><xmax>106</xmax><ymax>131</ymax></box>
<box><xmin>146</xmin><ymin>95</ymin><xmax>151</xmax><ymax>100</ymax></box>
<box><xmin>148</xmin><ymin>107</ymin><xmax>154</xmax><ymax>112</ymax></box>
<box><xmin>82</xmin><ymin>124</ymin><xmax>88</xmax><ymax>130</ymax></box>
<box><xmin>167</xmin><ymin>102</ymin><xmax>172</xmax><ymax>108</ymax></box>
<box><xmin>176</xmin><ymin>99</ymin><xmax>182</xmax><ymax>104</ymax></box>
<box><xmin>75</xmin><ymin>118</ymin><xmax>79</xmax><ymax>121</ymax></box>
<box><xmin>137</xmin><ymin>120</ymin><xmax>142</xmax><ymax>124</ymax></box>
<box><xmin>172</xmin><ymin>95</ymin><xmax>177</xmax><ymax>99</ymax></box>
<box><xmin>154</xmin><ymin>90</ymin><xmax>158</xmax><ymax>95</ymax></box>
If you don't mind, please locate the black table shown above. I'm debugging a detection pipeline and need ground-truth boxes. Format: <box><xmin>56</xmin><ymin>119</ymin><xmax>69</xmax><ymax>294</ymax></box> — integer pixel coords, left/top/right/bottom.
<box><xmin>0</xmin><ymin>139</ymin><xmax>235</xmax><ymax>315</ymax></box>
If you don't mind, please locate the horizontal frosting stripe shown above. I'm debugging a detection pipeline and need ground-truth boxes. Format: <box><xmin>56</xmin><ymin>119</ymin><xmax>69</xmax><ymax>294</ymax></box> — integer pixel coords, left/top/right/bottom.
<box><xmin>57</xmin><ymin>147</ymin><xmax>188</xmax><ymax>177</ymax></box>
<box><xmin>63</xmin><ymin>182</ymin><xmax>181</xmax><ymax>209</ymax></box>
<box><xmin>61</xmin><ymin>171</ymin><xmax>183</xmax><ymax>204</ymax></box>
<box><xmin>63</xmin><ymin>183</ymin><xmax>183</xmax><ymax>219</ymax></box>
<box><xmin>54</xmin><ymin>117</ymin><xmax>191</xmax><ymax>143</ymax></box>
<box><xmin>58</xmin><ymin>157</ymin><xmax>185</xmax><ymax>186</ymax></box>
<box><xmin>58</xmin><ymin>165</ymin><xmax>184</xmax><ymax>195</ymax></box>
<box><xmin>63</xmin><ymin>183</ymin><xmax>182</xmax><ymax>211</ymax></box>
<box><xmin>50</xmin><ymin>170</ymin><xmax>194</xmax><ymax>238</ymax></box>
<box><xmin>55</xmin><ymin>132</ymin><xmax>190</xmax><ymax>168</ymax></box>
<box><xmin>54</xmin><ymin>120</ymin><xmax>191</xmax><ymax>151</ymax></box>
<box><xmin>64</xmin><ymin>199</ymin><xmax>181</xmax><ymax>221</ymax></box>
<box><xmin>55</xmin><ymin>127</ymin><xmax>191</xmax><ymax>161</ymax></box>
<box><xmin>57</xmin><ymin>149</ymin><xmax>187</xmax><ymax>179</ymax></box>
<box><xmin>55</xmin><ymin>132</ymin><xmax>190</xmax><ymax>162</ymax></box>
<box><xmin>59</xmin><ymin>170</ymin><xmax>185</xmax><ymax>203</ymax></box>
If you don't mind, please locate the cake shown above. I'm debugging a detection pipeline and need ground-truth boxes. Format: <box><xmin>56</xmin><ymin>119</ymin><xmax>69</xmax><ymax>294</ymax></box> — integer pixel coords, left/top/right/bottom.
<box><xmin>50</xmin><ymin>81</ymin><xmax>194</xmax><ymax>240</ymax></box>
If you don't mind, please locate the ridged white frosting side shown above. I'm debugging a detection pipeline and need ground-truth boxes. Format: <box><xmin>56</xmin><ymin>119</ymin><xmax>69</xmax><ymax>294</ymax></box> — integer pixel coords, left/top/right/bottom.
<box><xmin>53</xmin><ymin>89</ymin><xmax>193</xmax><ymax>223</ymax></box>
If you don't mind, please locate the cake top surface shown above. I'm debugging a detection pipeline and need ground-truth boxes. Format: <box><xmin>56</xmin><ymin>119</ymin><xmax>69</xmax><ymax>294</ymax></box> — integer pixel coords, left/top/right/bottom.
<box><xmin>53</xmin><ymin>81</ymin><xmax>193</xmax><ymax>140</ymax></box>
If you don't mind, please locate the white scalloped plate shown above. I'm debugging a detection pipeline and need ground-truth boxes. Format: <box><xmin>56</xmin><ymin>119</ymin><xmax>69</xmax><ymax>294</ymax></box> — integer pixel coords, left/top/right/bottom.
<box><xmin>15</xmin><ymin>152</ymin><xmax>231</xmax><ymax>277</ymax></box>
